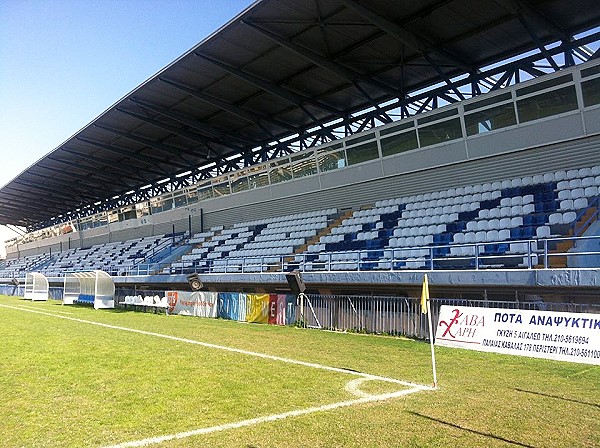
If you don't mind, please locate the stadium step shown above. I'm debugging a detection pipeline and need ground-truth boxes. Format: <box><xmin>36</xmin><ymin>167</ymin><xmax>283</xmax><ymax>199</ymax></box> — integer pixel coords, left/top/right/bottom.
<box><xmin>574</xmin><ymin>206</ymin><xmax>597</xmax><ymax>236</ymax></box>
<box><xmin>271</xmin><ymin>209</ymin><xmax>356</xmax><ymax>272</ymax></box>
<box><xmin>545</xmin><ymin>207</ymin><xmax>597</xmax><ymax>268</ymax></box>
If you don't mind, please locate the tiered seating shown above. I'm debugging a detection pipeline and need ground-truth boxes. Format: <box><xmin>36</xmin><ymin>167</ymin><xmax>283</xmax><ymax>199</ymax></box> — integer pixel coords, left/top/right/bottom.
<box><xmin>212</xmin><ymin>209</ymin><xmax>337</xmax><ymax>272</ymax></box>
<box><xmin>289</xmin><ymin>166</ymin><xmax>599</xmax><ymax>271</ymax></box>
<box><xmin>172</xmin><ymin>227</ymin><xmax>220</xmax><ymax>272</ymax></box>
<box><xmin>5</xmin><ymin>167</ymin><xmax>599</xmax><ymax>276</ymax></box>
<box><xmin>41</xmin><ymin>234</ymin><xmax>181</xmax><ymax>275</ymax></box>
<box><xmin>0</xmin><ymin>253</ymin><xmax>51</xmax><ymax>278</ymax></box>
<box><xmin>175</xmin><ymin>209</ymin><xmax>338</xmax><ymax>273</ymax></box>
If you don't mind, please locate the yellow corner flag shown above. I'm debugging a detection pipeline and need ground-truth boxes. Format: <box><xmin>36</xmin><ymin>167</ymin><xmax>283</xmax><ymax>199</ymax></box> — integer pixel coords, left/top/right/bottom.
<box><xmin>420</xmin><ymin>273</ymin><xmax>429</xmax><ymax>314</ymax></box>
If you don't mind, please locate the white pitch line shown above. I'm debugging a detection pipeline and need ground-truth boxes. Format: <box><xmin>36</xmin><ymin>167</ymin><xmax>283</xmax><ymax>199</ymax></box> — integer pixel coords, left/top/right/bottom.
<box><xmin>11</xmin><ymin>302</ymin><xmax>75</xmax><ymax>315</ymax></box>
<box><xmin>103</xmin><ymin>387</ymin><xmax>424</xmax><ymax>448</ymax></box>
<box><xmin>1</xmin><ymin>302</ymin><xmax>436</xmax><ymax>447</ymax></box>
<box><xmin>0</xmin><ymin>303</ymin><xmax>433</xmax><ymax>389</ymax></box>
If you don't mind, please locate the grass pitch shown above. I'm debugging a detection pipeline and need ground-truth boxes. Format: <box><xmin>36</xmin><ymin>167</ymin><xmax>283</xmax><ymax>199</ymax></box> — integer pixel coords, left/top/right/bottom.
<box><xmin>0</xmin><ymin>295</ymin><xmax>598</xmax><ymax>447</ymax></box>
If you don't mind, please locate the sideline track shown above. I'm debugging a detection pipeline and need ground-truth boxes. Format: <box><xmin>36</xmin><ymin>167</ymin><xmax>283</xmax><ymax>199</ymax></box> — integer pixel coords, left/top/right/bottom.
<box><xmin>0</xmin><ymin>302</ymin><xmax>436</xmax><ymax>447</ymax></box>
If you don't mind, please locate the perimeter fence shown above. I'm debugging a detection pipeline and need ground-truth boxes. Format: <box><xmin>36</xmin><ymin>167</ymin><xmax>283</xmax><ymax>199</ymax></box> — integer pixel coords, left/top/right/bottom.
<box><xmin>2</xmin><ymin>284</ymin><xmax>598</xmax><ymax>340</ymax></box>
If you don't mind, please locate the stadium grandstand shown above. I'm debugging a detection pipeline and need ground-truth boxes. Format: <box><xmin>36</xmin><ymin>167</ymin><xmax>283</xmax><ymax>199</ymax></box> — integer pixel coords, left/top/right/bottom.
<box><xmin>2</xmin><ymin>0</ymin><xmax>600</xmax><ymax>303</ymax></box>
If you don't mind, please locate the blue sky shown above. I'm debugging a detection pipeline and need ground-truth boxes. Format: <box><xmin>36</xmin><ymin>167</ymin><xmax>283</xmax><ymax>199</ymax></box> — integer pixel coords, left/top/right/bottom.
<box><xmin>0</xmin><ymin>0</ymin><xmax>255</xmax><ymax>253</ymax></box>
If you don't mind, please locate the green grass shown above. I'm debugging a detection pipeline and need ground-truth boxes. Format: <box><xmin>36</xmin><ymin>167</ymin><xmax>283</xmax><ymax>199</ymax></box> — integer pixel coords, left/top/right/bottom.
<box><xmin>0</xmin><ymin>295</ymin><xmax>598</xmax><ymax>448</ymax></box>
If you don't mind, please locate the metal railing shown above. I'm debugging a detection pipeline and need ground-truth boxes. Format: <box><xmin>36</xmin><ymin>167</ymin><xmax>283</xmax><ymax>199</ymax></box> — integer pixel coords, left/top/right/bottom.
<box><xmin>293</xmin><ymin>295</ymin><xmax>600</xmax><ymax>339</ymax></box>
<box><xmin>1</xmin><ymin>285</ymin><xmax>597</xmax><ymax>340</ymax></box>
<box><xmin>165</xmin><ymin>234</ymin><xmax>600</xmax><ymax>275</ymax></box>
<box><xmin>2</xmin><ymin>234</ymin><xmax>600</xmax><ymax>279</ymax></box>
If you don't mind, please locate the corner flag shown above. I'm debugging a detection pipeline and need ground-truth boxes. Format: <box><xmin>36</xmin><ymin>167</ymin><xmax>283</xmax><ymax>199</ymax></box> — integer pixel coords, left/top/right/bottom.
<box><xmin>421</xmin><ymin>273</ymin><xmax>437</xmax><ymax>388</ymax></box>
<box><xmin>421</xmin><ymin>274</ymin><xmax>429</xmax><ymax>314</ymax></box>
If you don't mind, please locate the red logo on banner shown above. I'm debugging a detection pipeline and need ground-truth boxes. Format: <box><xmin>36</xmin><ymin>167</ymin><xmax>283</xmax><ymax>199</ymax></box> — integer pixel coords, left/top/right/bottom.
<box><xmin>167</xmin><ymin>291</ymin><xmax>178</xmax><ymax>314</ymax></box>
<box><xmin>438</xmin><ymin>308</ymin><xmax>485</xmax><ymax>343</ymax></box>
<box><xmin>439</xmin><ymin>309</ymin><xmax>463</xmax><ymax>338</ymax></box>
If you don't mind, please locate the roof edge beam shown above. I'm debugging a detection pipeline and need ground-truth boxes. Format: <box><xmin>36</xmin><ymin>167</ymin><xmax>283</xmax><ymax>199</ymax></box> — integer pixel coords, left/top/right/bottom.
<box><xmin>338</xmin><ymin>0</ymin><xmax>473</xmax><ymax>73</ymax></box>
<box><xmin>195</xmin><ymin>52</ymin><xmax>342</xmax><ymax>116</ymax></box>
<box><xmin>129</xmin><ymin>97</ymin><xmax>253</xmax><ymax>147</ymax></box>
<box><xmin>241</xmin><ymin>19</ymin><xmax>400</xmax><ymax>98</ymax></box>
<box><xmin>94</xmin><ymin>124</ymin><xmax>194</xmax><ymax>170</ymax></box>
<box><xmin>75</xmin><ymin>137</ymin><xmax>170</xmax><ymax>176</ymax></box>
<box><xmin>159</xmin><ymin>76</ymin><xmax>297</xmax><ymax>134</ymax></box>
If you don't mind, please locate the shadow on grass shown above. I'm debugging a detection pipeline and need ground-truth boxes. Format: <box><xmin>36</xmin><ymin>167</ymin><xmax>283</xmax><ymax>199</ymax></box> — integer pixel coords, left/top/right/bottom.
<box><xmin>515</xmin><ymin>388</ymin><xmax>600</xmax><ymax>409</ymax></box>
<box><xmin>408</xmin><ymin>411</ymin><xmax>537</xmax><ymax>448</ymax></box>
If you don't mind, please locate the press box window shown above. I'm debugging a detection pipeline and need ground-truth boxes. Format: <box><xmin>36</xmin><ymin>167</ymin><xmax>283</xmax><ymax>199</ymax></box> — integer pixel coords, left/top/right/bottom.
<box><xmin>517</xmin><ymin>85</ymin><xmax>578</xmax><ymax>123</ymax></box>
<box><xmin>380</xmin><ymin>130</ymin><xmax>418</xmax><ymax>157</ymax></box>
<box><xmin>345</xmin><ymin>141</ymin><xmax>379</xmax><ymax>166</ymax></box>
<box><xmin>418</xmin><ymin>118</ymin><xmax>462</xmax><ymax>147</ymax></box>
<box><xmin>465</xmin><ymin>103</ymin><xmax>517</xmax><ymax>136</ymax></box>
<box><xmin>318</xmin><ymin>150</ymin><xmax>346</xmax><ymax>173</ymax></box>
<box><xmin>582</xmin><ymin>77</ymin><xmax>600</xmax><ymax>107</ymax></box>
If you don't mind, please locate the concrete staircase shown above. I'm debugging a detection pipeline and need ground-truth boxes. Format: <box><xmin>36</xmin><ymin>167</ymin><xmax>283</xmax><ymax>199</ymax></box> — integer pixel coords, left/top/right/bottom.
<box><xmin>545</xmin><ymin>206</ymin><xmax>598</xmax><ymax>268</ymax></box>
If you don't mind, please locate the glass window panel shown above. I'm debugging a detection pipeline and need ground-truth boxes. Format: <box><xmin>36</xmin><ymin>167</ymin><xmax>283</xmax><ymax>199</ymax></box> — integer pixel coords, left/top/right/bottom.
<box><xmin>345</xmin><ymin>132</ymin><xmax>375</xmax><ymax>146</ymax></box>
<box><xmin>135</xmin><ymin>202</ymin><xmax>150</xmax><ymax>217</ymax></box>
<box><xmin>380</xmin><ymin>130</ymin><xmax>418</xmax><ymax>157</ymax></box>
<box><xmin>291</xmin><ymin>152</ymin><xmax>317</xmax><ymax>178</ymax></box>
<box><xmin>418</xmin><ymin>118</ymin><xmax>462</xmax><ymax>147</ymax></box>
<box><xmin>230</xmin><ymin>174</ymin><xmax>249</xmax><ymax>193</ymax></box>
<box><xmin>174</xmin><ymin>192</ymin><xmax>188</xmax><ymax>208</ymax></box>
<box><xmin>318</xmin><ymin>150</ymin><xmax>346</xmax><ymax>173</ymax></box>
<box><xmin>185</xmin><ymin>190</ymin><xmax>198</xmax><ymax>205</ymax></box>
<box><xmin>517</xmin><ymin>85</ymin><xmax>577</xmax><ymax>123</ymax></box>
<box><xmin>465</xmin><ymin>103</ymin><xmax>517</xmax><ymax>136</ymax></box>
<box><xmin>582</xmin><ymin>78</ymin><xmax>600</xmax><ymax>107</ymax></box>
<box><xmin>316</xmin><ymin>142</ymin><xmax>342</xmax><ymax>153</ymax></box>
<box><xmin>516</xmin><ymin>74</ymin><xmax>572</xmax><ymax>97</ymax></box>
<box><xmin>346</xmin><ymin>141</ymin><xmax>379</xmax><ymax>165</ymax></box>
<box><xmin>269</xmin><ymin>158</ymin><xmax>293</xmax><ymax>184</ymax></box>
<box><xmin>248</xmin><ymin>169</ymin><xmax>270</xmax><ymax>189</ymax></box>
<box><xmin>119</xmin><ymin>208</ymin><xmax>137</xmax><ymax>221</ymax></box>
<box><xmin>464</xmin><ymin>92</ymin><xmax>512</xmax><ymax>112</ymax></box>
<box><xmin>582</xmin><ymin>65</ymin><xmax>600</xmax><ymax>78</ymax></box>
<box><xmin>417</xmin><ymin>108</ymin><xmax>458</xmax><ymax>125</ymax></box>
<box><xmin>162</xmin><ymin>197</ymin><xmax>174</xmax><ymax>211</ymax></box>
<box><xmin>150</xmin><ymin>198</ymin><xmax>163</xmax><ymax>214</ymax></box>
<box><xmin>379</xmin><ymin>120</ymin><xmax>414</xmax><ymax>136</ymax></box>
<box><xmin>213</xmin><ymin>181</ymin><xmax>231</xmax><ymax>197</ymax></box>
<box><xmin>197</xmin><ymin>183</ymin><xmax>214</xmax><ymax>201</ymax></box>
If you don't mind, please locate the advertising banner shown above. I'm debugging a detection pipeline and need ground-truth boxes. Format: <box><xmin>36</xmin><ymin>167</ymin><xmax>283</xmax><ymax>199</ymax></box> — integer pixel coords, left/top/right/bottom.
<box><xmin>196</xmin><ymin>291</ymin><xmax>218</xmax><ymax>318</ymax></box>
<box><xmin>238</xmin><ymin>293</ymin><xmax>247</xmax><ymax>322</ymax></box>
<box><xmin>268</xmin><ymin>294</ymin><xmax>279</xmax><ymax>325</ymax></box>
<box><xmin>167</xmin><ymin>291</ymin><xmax>196</xmax><ymax>315</ymax></box>
<box><xmin>246</xmin><ymin>293</ymin><xmax>270</xmax><ymax>323</ymax></box>
<box><xmin>267</xmin><ymin>294</ymin><xmax>296</xmax><ymax>325</ymax></box>
<box><xmin>435</xmin><ymin>305</ymin><xmax>600</xmax><ymax>365</ymax></box>
<box><xmin>218</xmin><ymin>293</ymin><xmax>239</xmax><ymax>320</ymax></box>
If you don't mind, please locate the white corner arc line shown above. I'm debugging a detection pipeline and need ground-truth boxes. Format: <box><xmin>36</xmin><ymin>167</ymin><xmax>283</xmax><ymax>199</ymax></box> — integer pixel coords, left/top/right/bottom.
<box><xmin>1</xmin><ymin>303</ymin><xmax>437</xmax><ymax>447</ymax></box>
<box><xmin>103</xmin><ymin>387</ymin><xmax>424</xmax><ymax>448</ymax></box>
<box><xmin>345</xmin><ymin>377</ymin><xmax>374</xmax><ymax>398</ymax></box>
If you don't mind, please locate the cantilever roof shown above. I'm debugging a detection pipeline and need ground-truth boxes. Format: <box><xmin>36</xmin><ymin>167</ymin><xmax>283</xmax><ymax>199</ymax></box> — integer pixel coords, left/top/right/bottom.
<box><xmin>2</xmin><ymin>0</ymin><xmax>600</xmax><ymax>228</ymax></box>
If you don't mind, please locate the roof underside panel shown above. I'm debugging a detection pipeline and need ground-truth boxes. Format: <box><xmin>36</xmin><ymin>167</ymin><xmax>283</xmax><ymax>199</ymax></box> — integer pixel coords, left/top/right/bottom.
<box><xmin>2</xmin><ymin>0</ymin><xmax>600</xmax><ymax>227</ymax></box>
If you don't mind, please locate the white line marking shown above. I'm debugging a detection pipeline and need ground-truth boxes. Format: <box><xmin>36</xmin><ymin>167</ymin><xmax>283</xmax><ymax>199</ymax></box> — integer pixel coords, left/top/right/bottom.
<box><xmin>104</xmin><ymin>387</ymin><xmax>424</xmax><ymax>448</ymax></box>
<box><xmin>1</xmin><ymin>302</ymin><xmax>436</xmax><ymax>447</ymax></box>
<box><xmin>0</xmin><ymin>303</ymin><xmax>432</xmax><ymax>388</ymax></box>
<box><xmin>12</xmin><ymin>302</ymin><xmax>75</xmax><ymax>315</ymax></box>
<box><xmin>345</xmin><ymin>377</ymin><xmax>374</xmax><ymax>398</ymax></box>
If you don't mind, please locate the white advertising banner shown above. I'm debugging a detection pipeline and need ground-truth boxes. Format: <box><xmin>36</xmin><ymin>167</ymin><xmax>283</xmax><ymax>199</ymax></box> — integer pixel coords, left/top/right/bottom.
<box><xmin>167</xmin><ymin>291</ymin><xmax>218</xmax><ymax>317</ymax></box>
<box><xmin>435</xmin><ymin>305</ymin><xmax>600</xmax><ymax>365</ymax></box>
<box><xmin>166</xmin><ymin>291</ymin><xmax>196</xmax><ymax>315</ymax></box>
<box><xmin>195</xmin><ymin>291</ymin><xmax>218</xmax><ymax>318</ymax></box>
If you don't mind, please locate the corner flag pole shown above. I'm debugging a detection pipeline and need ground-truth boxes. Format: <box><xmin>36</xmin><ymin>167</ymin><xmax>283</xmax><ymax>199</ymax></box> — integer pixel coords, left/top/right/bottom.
<box><xmin>421</xmin><ymin>274</ymin><xmax>438</xmax><ymax>388</ymax></box>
